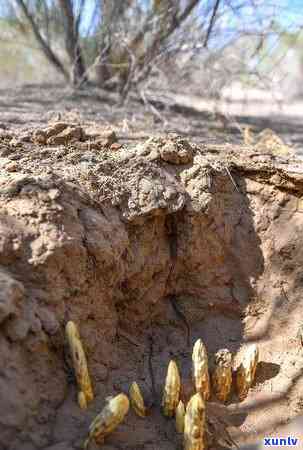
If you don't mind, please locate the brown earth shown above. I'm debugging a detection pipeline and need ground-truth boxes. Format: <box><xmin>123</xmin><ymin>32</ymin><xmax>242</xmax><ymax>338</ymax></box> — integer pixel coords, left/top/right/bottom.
<box><xmin>0</xmin><ymin>85</ymin><xmax>303</xmax><ymax>450</ymax></box>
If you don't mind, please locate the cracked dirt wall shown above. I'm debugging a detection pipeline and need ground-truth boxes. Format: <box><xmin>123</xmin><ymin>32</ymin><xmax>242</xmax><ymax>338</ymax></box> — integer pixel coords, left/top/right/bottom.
<box><xmin>1</xmin><ymin>127</ymin><xmax>303</xmax><ymax>450</ymax></box>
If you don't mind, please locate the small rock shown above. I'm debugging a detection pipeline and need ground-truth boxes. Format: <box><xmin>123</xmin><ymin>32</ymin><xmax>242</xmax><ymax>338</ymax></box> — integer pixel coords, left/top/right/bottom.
<box><xmin>45</xmin><ymin>122</ymin><xmax>70</xmax><ymax>138</ymax></box>
<box><xmin>160</xmin><ymin>139</ymin><xmax>193</xmax><ymax>164</ymax></box>
<box><xmin>33</xmin><ymin>129</ymin><xmax>47</xmax><ymax>145</ymax></box>
<box><xmin>6</xmin><ymin>162</ymin><xmax>19</xmax><ymax>172</ymax></box>
<box><xmin>47</xmin><ymin>126</ymin><xmax>83</xmax><ymax>145</ymax></box>
<box><xmin>84</xmin><ymin>129</ymin><xmax>117</xmax><ymax>146</ymax></box>
<box><xmin>110</xmin><ymin>142</ymin><xmax>122</xmax><ymax>151</ymax></box>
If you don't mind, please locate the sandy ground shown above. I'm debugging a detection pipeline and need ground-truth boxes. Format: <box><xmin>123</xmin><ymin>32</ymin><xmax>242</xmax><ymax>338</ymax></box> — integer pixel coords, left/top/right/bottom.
<box><xmin>2</xmin><ymin>84</ymin><xmax>303</xmax><ymax>155</ymax></box>
<box><xmin>0</xmin><ymin>84</ymin><xmax>303</xmax><ymax>450</ymax></box>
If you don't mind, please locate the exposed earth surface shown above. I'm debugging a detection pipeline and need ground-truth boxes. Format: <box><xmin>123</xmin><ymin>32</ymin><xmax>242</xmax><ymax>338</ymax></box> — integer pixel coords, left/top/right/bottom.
<box><xmin>1</xmin><ymin>84</ymin><xmax>303</xmax><ymax>450</ymax></box>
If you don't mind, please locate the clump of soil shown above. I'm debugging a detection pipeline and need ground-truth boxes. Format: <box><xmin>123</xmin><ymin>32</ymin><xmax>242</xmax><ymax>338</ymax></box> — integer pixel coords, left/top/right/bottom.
<box><xmin>1</xmin><ymin>122</ymin><xmax>303</xmax><ymax>450</ymax></box>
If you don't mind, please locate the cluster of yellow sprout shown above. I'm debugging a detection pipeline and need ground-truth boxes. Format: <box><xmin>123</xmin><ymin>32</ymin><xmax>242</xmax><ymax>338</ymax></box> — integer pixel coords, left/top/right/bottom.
<box><xmin>161</xmin><ymin>340</ymin><xmax>258</xmax><ymax>449</ymax></box>
<box><xmin>65</xmin><ymin>322</ymin><xmax>259</xmax><ymax>450</ymax></box>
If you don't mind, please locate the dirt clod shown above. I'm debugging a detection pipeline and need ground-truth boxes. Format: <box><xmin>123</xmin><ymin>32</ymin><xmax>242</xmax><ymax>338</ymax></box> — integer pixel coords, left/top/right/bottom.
<box><xmin>160</xmin><ymin>138</ymin><xmax>194</xmax><ymax>164</ymax></box>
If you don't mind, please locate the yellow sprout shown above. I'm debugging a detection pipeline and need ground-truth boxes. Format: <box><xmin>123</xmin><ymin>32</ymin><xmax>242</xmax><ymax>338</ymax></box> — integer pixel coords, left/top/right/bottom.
<box><xmin>162</xmin><ymin>360</ymin><xmax>181</xmax><ymax>417</ymax></box>
<box><xmin>236</xmin><ymin>344</ymin><xmax>259</xmax><ymax>401</ymax></box>
<box><xmin>65</xmin><ymin>321</ymin><xmax>94</xmax><ymax>408</ymax></box>
<box><xmin>176</xmin><ymin>400</ymin><xmax>185</xmax><ymax>433</ymax></box>
<box><xmin>192</xmin><ymin>339</ymin><xmax>210</xmax><ymax>400</ymax></box>
<box><xmin>129</xmin><ymin>382</ymin><xmax>146</xmax><ymax>417</ymax></box>
<box><xmin>184</xmin><ymin>393</ymin><xmax>206</xmax><ymax>450</ymax></box>
<box><xmin>83</xmin><ymin>393</ymin><xmax>130</xmax><ymax>449</ymax></box>
<box><xmin>212</xmin><ymin>349</ymin><xmax>233</xmax><ymax>403</ymax></box>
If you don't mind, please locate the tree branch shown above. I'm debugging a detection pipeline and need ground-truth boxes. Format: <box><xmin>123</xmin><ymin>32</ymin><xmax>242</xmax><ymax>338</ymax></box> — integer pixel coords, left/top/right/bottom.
<box><xmin>14</xmin><ymin>0</ymin><xmax>69</xmax><ymax>80</ymax></box>
<box><xmin>204</xmin><ymin>0</ymin><xmax>221</xmax><ymax>48</ymax></box>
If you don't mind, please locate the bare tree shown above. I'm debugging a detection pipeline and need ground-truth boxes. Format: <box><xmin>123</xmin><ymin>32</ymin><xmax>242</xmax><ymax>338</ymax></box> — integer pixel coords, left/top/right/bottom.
<box><xmin>10</xmin><ymin>0</ymin><xmax>89</xmax><ymax>85</ymax></box>
<box><xmin>4</xmin><ymin>0</ymin><xmax>303</xmax><ymax>99</ymax></box>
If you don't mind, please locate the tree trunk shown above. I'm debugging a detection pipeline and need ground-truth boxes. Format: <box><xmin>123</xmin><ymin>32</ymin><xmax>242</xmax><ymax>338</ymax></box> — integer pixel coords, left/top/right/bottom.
<box><xmin>58</xmin><ymin>0</ymin><xmax>87</xmax><ymax>86</ymax></box>
<box><xmin>95</xmin><ymin>0</ymin><xmax>134</xmax><ymax>88</ymax></box>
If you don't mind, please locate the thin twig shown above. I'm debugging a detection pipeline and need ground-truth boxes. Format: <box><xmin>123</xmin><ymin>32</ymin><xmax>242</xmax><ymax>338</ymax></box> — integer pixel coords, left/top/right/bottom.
<box><xmin>225</xmin><ymin>167</ymin><xmax>240</xmax><ymax>193</ymax></box>
<box><xmin>119</xmin><ymin>39</ymin><xmax>138</xmax><ymax>104</ymax></box>
<box><xmin>139</xmin><ymin>88</ymin><xmax>167</xmax><ymax>126</ymax></box>
<box><xmin>204</xmin><ymin>0</ymin><xmax>221</xmax><ymax>48</ymax></box>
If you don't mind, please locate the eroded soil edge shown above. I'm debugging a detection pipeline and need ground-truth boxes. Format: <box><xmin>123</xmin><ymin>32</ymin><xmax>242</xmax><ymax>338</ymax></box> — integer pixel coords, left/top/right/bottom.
<box><xmin>1</xmin><ymin>127</ymin><xmax>303</xmax><ymax>450</ymax></box>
